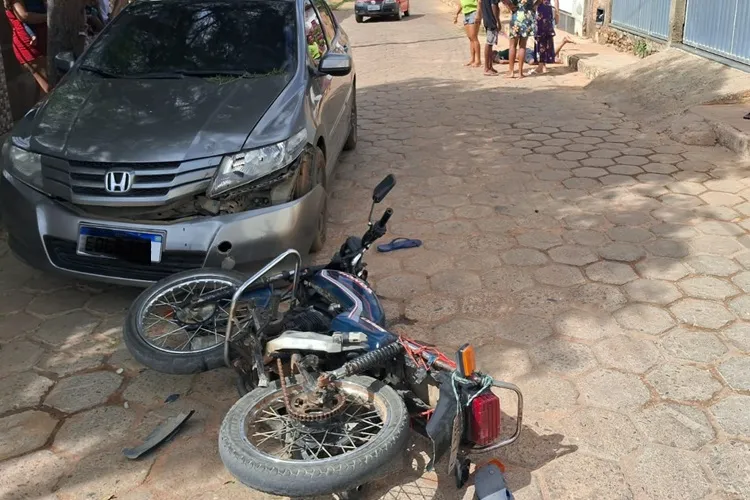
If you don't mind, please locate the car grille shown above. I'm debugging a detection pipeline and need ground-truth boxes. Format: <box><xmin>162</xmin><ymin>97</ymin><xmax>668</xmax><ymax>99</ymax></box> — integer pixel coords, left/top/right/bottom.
<box><xmin>41</xmin><ymin>157</ymin><xmax>220</xmax><ymax>206</ymax></box>
<box><xmin>44</xmin><ymin>236</ymin><xmax>206</xmax><ymax>281</ymax></box>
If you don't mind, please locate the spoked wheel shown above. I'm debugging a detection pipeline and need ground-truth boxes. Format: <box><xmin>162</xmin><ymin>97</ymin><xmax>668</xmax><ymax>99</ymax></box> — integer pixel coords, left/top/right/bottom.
<box><xmin>219</xmin><ymin>375</ymin><xmax>409</xmax><ymax>497</ymax></box>
<box><xmin>124</xmin><ymin>269</ymin><xmax>253</xmax><ymax>374</ymax></box>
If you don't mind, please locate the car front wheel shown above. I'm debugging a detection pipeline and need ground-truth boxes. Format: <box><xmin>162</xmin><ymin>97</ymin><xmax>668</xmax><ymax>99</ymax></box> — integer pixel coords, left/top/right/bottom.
<box><xmin>309</xmin><ymin>146</ymin><xmax>328</xmax><ymax>253</ymax></box>
<box><xmin>355</xmin><ymin>14</ymin><xmax>363</xmax><ymax>22</ymax></box>
<box><xmin>343</xmin><ymin>90</ymin><xmax>357</xmax><ymax>151</ymax></box>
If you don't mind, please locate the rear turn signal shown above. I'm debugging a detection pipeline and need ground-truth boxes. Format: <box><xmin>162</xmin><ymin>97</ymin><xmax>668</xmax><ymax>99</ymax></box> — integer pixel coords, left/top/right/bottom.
<box><xmin>456</xmin><ymin>344</ymin><xmax>476</xmax><ymax>377</ymax></box>
<box><xmin>469</xmin><ymin>391</ymin><xmax>501</xmax><ymax>447</ymax></box>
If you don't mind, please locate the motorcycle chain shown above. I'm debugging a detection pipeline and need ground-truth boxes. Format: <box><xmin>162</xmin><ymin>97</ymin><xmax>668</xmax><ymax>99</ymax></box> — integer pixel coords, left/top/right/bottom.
<box><xmin>277</xmin><ymin>358</ymin><xmax>346</xmax><ymax>422</ymax></box>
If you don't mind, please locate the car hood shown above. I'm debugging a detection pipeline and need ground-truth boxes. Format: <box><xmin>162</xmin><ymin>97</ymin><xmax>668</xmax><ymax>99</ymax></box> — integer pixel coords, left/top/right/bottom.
<box><xmin>22</xmin><ymin>72</ymin><xmax>292</xmax><ymax>163</ymax></box>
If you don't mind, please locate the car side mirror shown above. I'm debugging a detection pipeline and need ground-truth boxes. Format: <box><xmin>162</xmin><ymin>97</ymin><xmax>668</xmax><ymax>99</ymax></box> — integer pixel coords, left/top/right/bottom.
<box><xmin>318</xmin><ymin>53</ymin><xmax>352</xmax><ymax>77</ymax></box>
<box><xmin>373</xmin><ymin>174</ymin><xmax>396</xmax><ymax>203</ymax></box>
<box><xmin>54</xmin><ymin>52</ymin><xmax>76</xmax><ymax>74</ymax></box>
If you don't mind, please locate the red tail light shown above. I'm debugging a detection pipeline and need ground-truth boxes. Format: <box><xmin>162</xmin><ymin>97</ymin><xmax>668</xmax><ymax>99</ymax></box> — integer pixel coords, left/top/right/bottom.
<box><xmin>469</xmin><ymin>391</ymin><xmax>501</xmax><ymax>446</ymax></box>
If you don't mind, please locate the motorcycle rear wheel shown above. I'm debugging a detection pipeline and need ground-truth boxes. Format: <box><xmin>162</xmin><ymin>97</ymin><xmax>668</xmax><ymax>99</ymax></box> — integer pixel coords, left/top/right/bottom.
<box><xmin>219</xmin><ymin>375</ymin><xmax>410</xmax><ymax>497</ymax></box>
<box><xmin>123</xmin><ymin>269</ymin><xmax>249</xmax><ymax>374</ymax></box>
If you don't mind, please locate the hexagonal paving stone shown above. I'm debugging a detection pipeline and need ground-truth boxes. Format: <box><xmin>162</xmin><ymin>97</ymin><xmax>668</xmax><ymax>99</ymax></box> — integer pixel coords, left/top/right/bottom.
<box><xmin>614</xmin><ymin>304</ymin><xmax>675</xmax><ymax>335</ymax></box>
<box><xmin>708</xmin><ymin>441</ymin><xmax>750</xmax><ymax>498</ymax></box>
<box><xmin>650</xmin><ymin>223</ymin><xmax>698</xmax><ymax>240</ymax></box>
<box><xmin>573</xmin><ymin>167</ymin><xmax>607</xmax><ymax>178</ymax></box>
<box><xmin>710</xmin><ymin>395</ymin><xmax>750</xmax><ymax>436</ymax></box>
<box><xmin>0</xmin><ymin>449</ymin><xmax>68</xmax><ymax>500</ymax></box>
<box><xmin>607</xmin><ymin>227</ymin><xmax>651</xmax><ymax>243</ymax></box>
<box><xmin>608</xmin><ymin>164</ymin><xmax>643</xmax><ymax>176</ymax></box>
<box><xmin>670</xmin><ymin>298</ymin><xmax>734</xmax><ymax>330</ymax></box>
<box><xmin>405</xmin><ymin>293</ymin><xmax>458</xmax><ymax>323</ymax></box>
<box><xmin>474</xmin><ymin>344</ymin><xmax>534</xmax><ymax>382</ymax></box>
<box><xmin>32</xmin><ymin>311</ymin><xmax>99</xmax><ymax>348</ymax></box>
<box><xmin>581</xmin><ymin>157</ymin><xmax>616</xmax><ymax>168</ymax></box>
<box><xmin>724</xmin><ymin>322</ymin><xmax>750</xmax><ymax>352</ymax></box>
<box><xmin>573</xmin><ymin>283</ymin><xmax>629</xmax><ymax>311</ymax></box>
<box><xmin>646</xmin><ymin>363</ymin><xmax>722</xmax><ymax>402</ymax></box>
<box><xmin>691</xmin><ymin>235</ymin><xmax>744</xmax><ymax>256</ymax></box>
<box><xmin>606</xmin><ymin>211</ymin><xmax>652</xmax><ymax>226</ymax></box>
<box><xmin>122</xmin><ymin>369</ymin><xmax>193</xmax><ymax>407</ymax></box>
<box><xmin>534</xmin><ymin>264</ymin><xmax>586</xmax><ymax>287</ymax></box>
<box><xmin>565</xmin><ymin>229</ymin><xmax>610</xmax><ymax>247</ymax></box>
<box><xmin>593</xmin><ymin>335</ymin><xmax>661</xmax><ymax>373</ymax></box>
<box><xmin>53</xmin><ymin>406</ymin><xmax>135</xmax><ymax>456</ymax></box>
<box><xmin>493</xmin><ymin>313</ymin><xmax>553</xmax><ymax>345</ymax></box>
<box><xmin>541</xmin><ymin>452</ymin><xmax>632</xmax><ymax>500</ymax></box>
<box><xmin>553</xmin><ymin>308</ymin><xmax>623</xmax><ymax>341</ymax></box>
<box><xmin>563</xmin><ymin>177</ymin><xmax>599</xmax><ymax>190</ymax></box>
<box><xmin>635</xmin><ymin>257</ymin><xmax>691</xmax><ymax>281</ymax></box>
<box><xmin>0</xmin><ymin>340</ymin><xmax>45</xmax><ymax>379</ymax></box>
<box><xmin>731</xmin><ymin>271</ymin><xmax>750</xmax><ymax>292</ymax></box>
<box><xmin>482</xmin><ymin>267</ymin><xmax>535</xmax><ymax>294</ymax></box>
<box><xmin>694</xmin><ymin>204</ymin><xmax>741</xmax><ymax>221</ymax></box>
<box><xmin>625</xmin><ymin>445</ymin><xmax>711</xmax><ymax>500</ymax></box>
<box><xmin>0</xmin><ymin>371</ymin><xmax>54</xmax><ymax>414</ymax></box>
<box><xmin>402</xmin><ymin>250</ymin><xmax>452</xmax><ymax>276</ymax></box>
<box><xmin>717</xmin><ymin>357</ymin><xmax>750</xmax><ymax>391</ymax></box>
<box><xmin>586</xmin><ymin>261</ymin><xmax>637</xmax><ymax>285</ymax></box>
<box><xmin>26</xmin><ymin>288</ymin><xmax>90</xmax><ymax>316</ymax></box>
<box><xmin>700</xmin><ymin>191</ymin><xmax>744</xmax><ymax>206</ymax></box>
<box><xmin>561</xmin><ymin>407</ymin><xmax>642</xmax><ymax>459</ymax></box>
<box><xmin>45</xmin><ymin>371</ymin><xmax>122</xmax><ymax>413</ymax></box>
<box><xmin>429</xmin><ymin>270</ymin><xmax>481</xmax><ymax>296</ymax></box>
<box><xmin>530</xmin><ymin>338</ymin><xmax>597</xmax><ymax>375</ymax></box>
<box><xmin>678</xmin><ymin>276</ymin><xmax>739</xmax><ymax>301</ymax></box>
<box><xmin>0</xmin><ymin>291</ymin><xmax>34</xmax><ymax>315</ymax></box>
<box><xmin>623</xmin><ymin>279</ymin><xmax>682</xmax><ymax>305</ymax></box>
<box><xmin>667</xmin><ymin>181</ymin><xmax>706</xmax><ymax>195</ymax></box>
<box><xmin>646</xmin><ymin>239</ymin><xmax>690</xmax><ymax>258</ymax></box>
<box><xmin>686</xmin><ymin>255</ymin><xmax>740</xmax><ymax>277</ymax></box>
<box><xmin>557</xmin><ymin>151</ymin><xmax>588</xmax><ymax>161</ymax></box>
<box><xmin>632</xmin><ymin>403</ymin><xmax>715</xmax><ymax>450</ymax></box>
<box><xmin>695</xmin><ymin>220</ymin><xmax>744</xmax><ymax>236</ymax></box>
<box><xmin>616</xmin><ymin>155</ymin><xmax>649</xmax><ymax>166</ymax></box>
<box><xmin>517</xmin><ymin>231</ymin><xmax>563</xmax><ymax>250</ymax></box>
<box><xmin>0</xmin><ymin>410</ymin><xmax>58</xmax><ymax>461</ymax></box>
<box><xmin>0</xmin><ymin>312</ymin><xmax>44</xmax><ymax>343</ymax></box>
<box><xmin>578</xmin><ymin>369</ymin><xmax>650</xmax><ymax>410</ymax></box>
<box><xmin>729</xmin><ymin>295</ymin><xmax>750</xmax><ymax>320</ymax></box>
<box><xmin>660</xmin><ymin>327</ymin><xmax>727</xmax><ymax>363</ymax></box>
<box><xmin>597</xmin><ymin>243</ymin><xmax>645</xmax><ymax>262</ymax></box>
<box><xmin>643</xmin><ymin>162</ymin><xmax>678</xmax><ymax>174</ymax></box>
<box><xmin>545</xmin><ymin>245</ymin><xmax>597</xmax><ymax>266</ymax></box>
<box><xmin>374</xmin><ymin>273</ymin><xmax>429</xmax><ymax>300</ymax></box>
<box><xmin>56</xmin><ymin>449</ymin><xmax>155</xmax><ymax>500</ymax></box>
<box><xmin>600</xmin><ymin>174</ymin><xmax>637</xmax><ymax>186</ymax></box>
<box><xmin>564</xmin><ymin>213</ymin><xmax>608</xmax><ymax>230</ymax></box>
<box><xmin>501</xmin><ymin>248</ymin><xmax>548</xmax><ymax>266</ymax></box>
<box><xmin>514</xmin><ymin>373</ymin><xmax>578</xmax><ymax>413</ymax></box>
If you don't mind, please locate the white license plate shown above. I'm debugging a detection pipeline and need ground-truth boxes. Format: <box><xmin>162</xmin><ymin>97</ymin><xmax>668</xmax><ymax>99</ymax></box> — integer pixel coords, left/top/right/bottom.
<box><xmin>367</xmin><ymin>5</ymin><xmax>381</xmax><ymax>11</ymax></box>
<box><xmin>77</xmin><ymin>225</ymin><xmax>164</xmax><ymax>263</ymax></box>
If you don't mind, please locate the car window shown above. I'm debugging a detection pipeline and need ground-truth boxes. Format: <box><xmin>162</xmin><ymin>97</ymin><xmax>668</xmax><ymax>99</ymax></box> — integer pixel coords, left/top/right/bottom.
<box><xmin>80</xmin><ymin>0</ymin><xmax>297</xmax><ymax>77</ymax></box>
<box><xmin>313</xmin><ymin>0</ymin><xmax>337</xmax><ymax>43</ymax></box>
<box><xmin>304</xmin><ymin>0</ymin><xmax>328</xmax><ymax>64</ymax></box>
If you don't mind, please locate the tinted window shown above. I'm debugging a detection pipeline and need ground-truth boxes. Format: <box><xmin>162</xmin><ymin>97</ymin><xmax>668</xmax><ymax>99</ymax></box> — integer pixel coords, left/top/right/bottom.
<box><xmin>80</xmin><ymin>1</ymin><xmax>297</xmax><ymax>76</ymax></box>
<box><xmin>313</xmin><ymin>0</ymin><xmax>337</xmax><ymax>43</ymax></box>
<box><xmin>304</xmin><ymin>0</ymin><xmax>327</xmax><ymax>64</ymax></box>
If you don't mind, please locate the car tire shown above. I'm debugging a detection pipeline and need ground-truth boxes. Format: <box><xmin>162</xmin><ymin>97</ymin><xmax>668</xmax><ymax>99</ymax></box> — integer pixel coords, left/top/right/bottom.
<box><xmin>404</xmin><ymin>9</ymin><xmax>410</xmax><ymax>16</ymax></box>
<box><xmin>395</xmin><ymin>9</ymin><xmax>402</xmax><ymax>20</ymax></box>
<box><xmin>355</xmin><ymin>14</ymin><xmax>364</xmax><ymax>22</ymax></box>
<box><xmin>343</xmin><ymin>89</ymin><xmax>357</xmax><ymax>151</ymax></box>
<box><xmin>309</xmin><ymin>145</ymin><xmax>328</xmax><ymax>254</ymax></box>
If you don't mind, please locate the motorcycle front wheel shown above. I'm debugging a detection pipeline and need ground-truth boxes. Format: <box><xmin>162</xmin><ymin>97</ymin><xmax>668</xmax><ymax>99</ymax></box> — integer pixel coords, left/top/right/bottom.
<box><xmin>218</xmin><ymin>375</ymin><xmax>410</xmax><ymax>497</ymax></box>
<box><xmin>123</xmin><ymin>269</ymin><xmax>251</xmax><ymax>374</ymax></box>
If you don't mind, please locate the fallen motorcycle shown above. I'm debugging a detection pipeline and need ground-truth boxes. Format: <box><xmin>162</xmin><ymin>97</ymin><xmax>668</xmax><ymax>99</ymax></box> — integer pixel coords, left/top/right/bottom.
<box><xmin>123</xmin><ymin>174</ymin><xmax>523</xmax><ymax>498</ymax></box>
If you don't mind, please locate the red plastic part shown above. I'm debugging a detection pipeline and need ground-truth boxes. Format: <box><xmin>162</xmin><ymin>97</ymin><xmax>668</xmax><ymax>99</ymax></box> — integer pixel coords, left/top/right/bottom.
<box><xmin>469</xmin><ymin>391</ymin><xmax>501</xmax><ymax>446</ymax></box>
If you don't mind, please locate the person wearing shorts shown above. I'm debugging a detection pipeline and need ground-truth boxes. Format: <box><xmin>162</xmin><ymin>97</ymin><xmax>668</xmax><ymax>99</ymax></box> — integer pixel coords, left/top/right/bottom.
<box><xmin>480</xmin><ymin>0</ymin><xmax>500</xmax><ymax>75</ymax></box>
<box><xmin>454</xmin><ymin>0</ymin><xmax>481</xmax><ymax>67</ymax></box>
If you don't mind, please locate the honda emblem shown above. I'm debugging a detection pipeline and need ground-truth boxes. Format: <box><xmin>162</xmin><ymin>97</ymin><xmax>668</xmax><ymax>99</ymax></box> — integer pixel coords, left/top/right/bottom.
<box><xmin>104</xmin><ymin>170</ymin><xmax>133</xmax><ymax>193</ymax></box>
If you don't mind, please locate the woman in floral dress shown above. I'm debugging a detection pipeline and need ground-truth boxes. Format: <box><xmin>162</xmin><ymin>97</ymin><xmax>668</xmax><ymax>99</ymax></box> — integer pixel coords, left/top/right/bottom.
<box><xmin>534</xmin><ymin>0</ymin><xmax>558</xmax><ymax>73</ymax></box>
<box><xmin>502</xmin><ymin>0</ymin><xmax>540</xmax><ymax>78</ymax></box>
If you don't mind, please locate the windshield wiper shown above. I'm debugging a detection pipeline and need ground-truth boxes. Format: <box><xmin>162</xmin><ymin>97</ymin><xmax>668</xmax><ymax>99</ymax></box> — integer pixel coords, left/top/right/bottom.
<box><xmin>79</xmin><ymin>65</ymin><xmax>122</xmax><ymax>79</ymax></box>
<box><xmin>122</xmin><ymin>72</ymin><xmax>186</xmax><ymax>80</ymax></box>
<box><xmin>173</xmin><ymin>69</ymin><xmax>254</xmax><ymax>78</ymax></box>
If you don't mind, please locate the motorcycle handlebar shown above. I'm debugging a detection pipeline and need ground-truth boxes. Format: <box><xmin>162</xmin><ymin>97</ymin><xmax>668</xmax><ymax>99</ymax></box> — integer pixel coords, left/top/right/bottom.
<box><xmin>376</xmin><ymin>208</ymin><xmax>393</xmax><ymax>228</ymax></box>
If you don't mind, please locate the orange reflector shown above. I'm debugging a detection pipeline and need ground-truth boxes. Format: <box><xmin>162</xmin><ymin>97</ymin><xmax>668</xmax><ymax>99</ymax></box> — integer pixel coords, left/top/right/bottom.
<box><xmin>488</xmin><ymin>458</ymin><xmax>506</xmax><ymax>473</ymax></box>
<box><xmin>457</xmin><ymin>344</ymin><xmax>476</xmax><ymax>377</ymax></box>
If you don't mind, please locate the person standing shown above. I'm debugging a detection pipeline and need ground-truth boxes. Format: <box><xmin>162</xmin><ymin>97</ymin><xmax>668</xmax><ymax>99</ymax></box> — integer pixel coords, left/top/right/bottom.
<box><xmin>4</xmin><ymin>0</ymin><xmax>49</xmax><ymax>93</ymax></box>
<box><xmin>502</xmin><ymin>0</ymin><xmax>538</xmax><ymax>78</ymax></box>
<box><xmin>454</xmin><ymin>0</ymin><xmax>482</xmax><ymax>68</ymax></box>
<box><xmin>534</xmin><ymin>0</ymin><xmax>558</xmax><ymax>73</ymax></box>
<box><xmin>480</xmin><ymin>0</ymin><xmax>500</xmax><ymax>76</ymax></box>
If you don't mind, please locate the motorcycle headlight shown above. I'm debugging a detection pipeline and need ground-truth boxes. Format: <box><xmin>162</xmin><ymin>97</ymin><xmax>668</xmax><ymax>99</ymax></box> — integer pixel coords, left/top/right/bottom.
<box><xmin>207</xmin><ymin>129</ymin><xmax>307</xmax><ymax>197</ymax></box>
<box><xmin>7</xmin><ymin>144</ymin><xmax>43</xmax><ymax>189</ymax></box>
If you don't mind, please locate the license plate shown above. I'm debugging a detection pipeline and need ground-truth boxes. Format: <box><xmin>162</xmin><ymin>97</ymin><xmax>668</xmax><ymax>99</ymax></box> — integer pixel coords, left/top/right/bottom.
<box><xmin>77</xmin><ymin>225</ymin><xmax>164</xmax><ymax>264</ymax></box>
<box><xmin>448</xmin><ymin>408</ymin><xmax>463</xmax><ymax>474</ymax></box>
<box><xmin>367</xmin><ymin>4</ymin><xmax>380</xmax><ymax>10</ymax></box>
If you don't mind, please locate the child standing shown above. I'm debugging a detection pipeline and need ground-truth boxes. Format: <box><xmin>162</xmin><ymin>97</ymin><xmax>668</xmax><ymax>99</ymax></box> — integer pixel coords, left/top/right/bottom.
<box><xmin>19</xmin><ymin>0</ymin><xmax>45</xmax><ymax>45</ymax></box>
<box><xmin>502</xmin><ymin>0</ymin><xmax>539</xmax><ymax>78</ymax></box>
<box><xmin>454</xmin><ymin>0</ymin><xmax>482</xmax><ymax>68</ymax></box>
<box><xmin>534</xmin><ymin>0</ymin><xmax>558</xmax><ymax>73</ymax></box>
<box><xmin>480</xmin><ymin>0</ymin><xmax>500</xmax><ymax>76</ymax></box>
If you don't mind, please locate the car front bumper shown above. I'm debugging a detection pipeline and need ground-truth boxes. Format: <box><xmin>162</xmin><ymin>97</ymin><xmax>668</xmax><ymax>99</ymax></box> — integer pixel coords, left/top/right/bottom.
<box><xmin>355</xmin><ymin>3</ymin><xmax>400</xmax><ymax>16</ymax></box>
<box><xmin>0</xmin><ymin>170</ymin><xmax>324</xmax><ymax>287</ymax></box>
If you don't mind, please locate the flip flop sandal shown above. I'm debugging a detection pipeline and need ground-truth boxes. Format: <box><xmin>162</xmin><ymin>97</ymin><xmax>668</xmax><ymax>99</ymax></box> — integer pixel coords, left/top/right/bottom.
<box><xmin>377</xmin><ymin>237</ymin><xmax>422</xmax><ymax>253</ymax></box>
<box><xmin>744</xmin><ymin>112</ymin><xmax>750</xmax><ymax>120</ymax></box>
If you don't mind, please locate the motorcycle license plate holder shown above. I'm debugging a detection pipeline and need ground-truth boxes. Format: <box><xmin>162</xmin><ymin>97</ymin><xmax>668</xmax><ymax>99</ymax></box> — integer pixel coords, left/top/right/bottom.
<box><xmin>424</xmin><ymin>372</ymin><xmax>464</xmax><ymax>475</ymax></box>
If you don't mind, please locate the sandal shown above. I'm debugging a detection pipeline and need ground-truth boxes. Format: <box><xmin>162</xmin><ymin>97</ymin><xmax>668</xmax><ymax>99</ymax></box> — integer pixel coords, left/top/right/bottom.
<box><xmin>376</xmin><ymin>237</ymin><xmax>422</xmax><ymax>253</ymax></box>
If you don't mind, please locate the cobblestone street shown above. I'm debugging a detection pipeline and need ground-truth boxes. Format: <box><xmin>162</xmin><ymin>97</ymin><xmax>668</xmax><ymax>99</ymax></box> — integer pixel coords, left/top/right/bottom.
<box><xmin>2</xmin><ymin>1</ymin><xmax>750</xmax><ymax>498</ymax></box>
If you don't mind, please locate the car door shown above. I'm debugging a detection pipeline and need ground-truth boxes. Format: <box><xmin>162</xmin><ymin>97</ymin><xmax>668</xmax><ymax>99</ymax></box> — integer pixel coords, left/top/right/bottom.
<box><xmin>312</xmin><ymin>0</ymin><xmax>353</xmax><ymax>161</ymax></box>
<box><xmin>304</xmin><ymin>0</ymin><xmax>337</xmax><ymax>170</ymax></box>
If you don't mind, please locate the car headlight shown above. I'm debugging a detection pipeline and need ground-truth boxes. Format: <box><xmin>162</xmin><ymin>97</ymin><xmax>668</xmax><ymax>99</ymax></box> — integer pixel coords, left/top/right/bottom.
<box><xmin>384</xmin><ymin>0</ymin><xmax>397</xmax><ymax>3</ymax></box>
<box><xmin>207</xmin><ymin>129</ymin><xmax>308</xmax><ymax>197</ymax></box>
<box><xmin>7</xmin><ymin>145</ymin><xmax>43</xmax><ymax>189</ymax></box>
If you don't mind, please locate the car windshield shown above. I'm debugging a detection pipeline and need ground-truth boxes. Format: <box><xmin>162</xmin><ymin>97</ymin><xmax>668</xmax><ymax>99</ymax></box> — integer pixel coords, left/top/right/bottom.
<box><xmin>79</xmin><ymin>0</ymin><xmax>297</xmax><ymax>78</ymax></box>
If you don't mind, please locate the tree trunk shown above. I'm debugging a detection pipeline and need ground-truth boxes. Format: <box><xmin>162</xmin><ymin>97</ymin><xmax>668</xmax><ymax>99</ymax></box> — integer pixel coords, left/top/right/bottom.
<box><xmin>47</xmin><ymin>0</ymin><xmax>86</xmax><ymax>85</ymax></box>
<box><xmin>0</xmin><ymin>50</ymin><xmax>14</xmax><ymax>135</ymax></box>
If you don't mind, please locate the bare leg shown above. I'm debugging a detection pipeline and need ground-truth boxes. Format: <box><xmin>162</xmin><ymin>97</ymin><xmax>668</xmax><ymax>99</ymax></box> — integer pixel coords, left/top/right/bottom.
<box><xmin>463</xmin><ymin>24</ymin><xmax>474</xmax><ymax>66</ymax></box>
<box><xmin>468</xmin><ymin>23</ymin><xmax>481</xmax><ymax>67</ymax></box>
<box><xmin>484</xmin><ymin>43</ymin><xmax>497</xmax><ymax>74</ymax></box>
<box><xmin>25</xmin><ymin>58</ymin><xmax>49</xmax><ymax>94</ymax></box>
<box><xmin>517</xmin><ymin>37</ymin><xmax>528</xmax><ymax>78</ymax></box>
<box><xmin>554</xmin><ymin>36</ymin><xmax>575</xmax><ymax>62</ymax></box>
<box><xmin>507</xmin><ymin>37</ymin><xmax>518</xmax><ymax>78</ymax></box>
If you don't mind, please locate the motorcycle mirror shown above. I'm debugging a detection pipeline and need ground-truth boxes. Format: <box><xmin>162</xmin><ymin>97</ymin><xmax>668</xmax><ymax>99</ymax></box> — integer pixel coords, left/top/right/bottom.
<box><xmin>372</xmin><ymin>174</ymin><xmax>396</xmax><ymax>203</ymax></box>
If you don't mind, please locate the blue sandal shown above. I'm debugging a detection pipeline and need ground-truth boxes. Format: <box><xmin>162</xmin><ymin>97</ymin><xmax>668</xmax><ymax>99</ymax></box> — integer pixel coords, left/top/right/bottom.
<box><xmin>377</xmin><ymin>237</ymin><xmax>422</xmax><ymax>253</ymax></box>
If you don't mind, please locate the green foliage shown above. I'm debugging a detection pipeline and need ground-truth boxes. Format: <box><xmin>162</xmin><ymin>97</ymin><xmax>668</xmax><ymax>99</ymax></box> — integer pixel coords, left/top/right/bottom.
<box><xmin>633</xmin><ymin>39</ymin><xmax>651</xmax><ymax>59</ymax></box>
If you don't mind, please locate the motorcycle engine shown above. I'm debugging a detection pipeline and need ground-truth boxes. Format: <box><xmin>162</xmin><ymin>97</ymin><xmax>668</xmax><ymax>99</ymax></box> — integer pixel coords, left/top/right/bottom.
<box><xmin>280</xmin><ymin>307</ymin><xmax>331</xmax><ymax>334</ymax></box>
